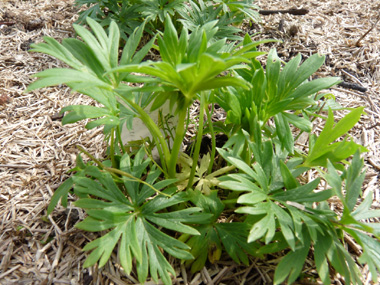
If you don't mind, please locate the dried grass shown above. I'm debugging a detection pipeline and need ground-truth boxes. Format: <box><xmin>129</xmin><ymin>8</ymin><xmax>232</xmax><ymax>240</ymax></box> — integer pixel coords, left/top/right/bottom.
<box><xmin>0</xmin><ymin>0</ymin><xmax>379</xmax><ymax>284</ymax></box>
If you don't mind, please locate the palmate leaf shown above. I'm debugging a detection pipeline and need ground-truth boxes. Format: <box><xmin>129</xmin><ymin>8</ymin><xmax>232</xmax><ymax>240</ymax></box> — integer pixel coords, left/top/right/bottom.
<box><xmin>344</xmin><ymin>150</ymin><xmax>366</xmax><ymax>212</ymax></box>
<box><xmin>184</xmin><ymin>223</ymin><xmax>221</xmax><ymax>273</ymax></box>
<box><xmin>182</xmin><ymin>190</ymin><xmax>258</xmax><ymax>271</ymax></box>
<box><xmin>274</xmin><ymin>112</ymin><xmax>294</xmax><ymax>153</ymax></box>
<box><xmin>273</xmin><ymin>226</ymin><xmax>311</xmax><ymax>285</ymax></box>
<box><xmin>46</xmin><ymin>154</ymin><xmax>95</xmax><ymax>216</ymax></box>
<box><xmin>352</xmin><ymin>193</ymin><xmax>380</xmax><ymax>234</ymax></box>
<box><xmin>183</xmin><ymin>190</ymin><xmax>223</xmax><ymax>272</ymax></box>
<box><xmin>110</xmin><ymin>16</ymin><xmax>262</xmax><ymax>109</ymax></box>
<box><xmin>351</xmin><ymin>230</ymin><xmax>380</xmax><ymax>283</ymax></box>
<box><xmin>61</xmin><ymin>105</ymin><xmax>112</xmax><ymax>124</ymax></box>
<box><xmin>76</xmin><ymin>198</ymin><xmax>198</xmax><ymax>285</ymax></box>
<box><xmin>27</xmin><ymin>68</ymin><xmax>112</xmax><ymax>92</ymax></box>
<box><xmin>72</xmin><ymin>152</ymin><xmax>212</xmax><ymax>285</ymax></box>
<box><xmin>303</xmin><ymin>107</ymin><xmax>367</xmax><ymax>168</ymax></box>
<box><xmin>215</xmin><ymin>222</ymin><xmax>259</xmax><ymax>265</ymax></box>
<box><xmin>178</xmin><ymin>0</ymin><xmax>243</xmax><ymax>40</ymax></box>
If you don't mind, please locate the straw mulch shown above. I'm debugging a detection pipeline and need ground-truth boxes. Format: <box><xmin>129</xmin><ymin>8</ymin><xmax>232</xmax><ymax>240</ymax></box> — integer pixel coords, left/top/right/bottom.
<box><xmin>0</xmin><ymin>0</ymin><xmax>379</xmax><ymax>284</ymax></box>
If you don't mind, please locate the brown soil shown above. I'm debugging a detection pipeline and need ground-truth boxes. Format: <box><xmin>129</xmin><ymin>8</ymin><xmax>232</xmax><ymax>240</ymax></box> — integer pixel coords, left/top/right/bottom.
<box><xmin>0</xmin><ymin>0</ymin><xmax>379</xmax><ymax>284</ymax></box>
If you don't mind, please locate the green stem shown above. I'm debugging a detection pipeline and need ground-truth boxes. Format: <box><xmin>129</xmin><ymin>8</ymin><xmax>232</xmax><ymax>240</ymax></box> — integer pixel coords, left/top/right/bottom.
<box><xmin>116</xmin><ymin>125</ymin><xmax>126</xmax><ymax>155</ymax></box>
<box><xmin>105</xmin><ymin>167</ymin><xmax>171</xmax><ymax>197</ymax></box>
<box><xmin>168</xmin><ymin>105</ymin><xmax>188</xmax><ymax>178</ymax></box>
<box><xmin>187</xmin><ymin>94</ymin><xmax>206</xmax><ymax>189</ymax></box>
<box><xmin>206</xmin><ymin>104</ymin><xmax>216</xmax><ymax>175</ymax></box>
<box><xmin>119</xmin><ymin>96</ymin><xmax>171</xmax><ymax>176</ymax></box>
<box><xmin>76</xmin><ymin>145</ymin><xmax>105</xmax><ymax>169</ymax></box>
<box><xmin>206</xmin><ymin>165</ymin><xmax>236</xmax><ymax>178</ymax></box>
<box><xmin>76</xmin><ymin>145</ymin><xmax>171</xmax><ymax>197</ymax></box>
<box><xmin>222</xmin><ymin>198</ymin><xmax>238</xmax><ymax>205</ymax></box>
<box><xmin>110</xmin><ymin>128</ymin><xmax>117</xmax><ymax>169</ymax></box>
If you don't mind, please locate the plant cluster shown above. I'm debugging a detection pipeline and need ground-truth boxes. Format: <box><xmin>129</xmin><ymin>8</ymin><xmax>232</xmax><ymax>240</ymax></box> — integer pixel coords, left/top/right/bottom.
<box><xmin>74</xmin><ymin>0</ymin><xmax>260</xmax><ymax>40</ymax></box>
<box><xmin>27</xmin><ymin>3</ymin><xmax>380</xmax><ymax>284</ymax></box>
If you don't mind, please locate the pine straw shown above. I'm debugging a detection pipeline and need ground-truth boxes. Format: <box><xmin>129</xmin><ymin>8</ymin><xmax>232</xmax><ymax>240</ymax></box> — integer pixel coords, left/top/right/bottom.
<box><xmin>0</xmin><ymin>0</ymin><xmax>379</xmax><ymax>284</ymax></box>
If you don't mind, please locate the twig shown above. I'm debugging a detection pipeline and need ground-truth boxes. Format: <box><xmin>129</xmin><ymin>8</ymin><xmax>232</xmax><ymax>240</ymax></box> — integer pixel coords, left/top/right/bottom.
<box><xmin>212</xmin><ymin>266</ymin><xmax>230</xmax><ymax>284</ymax></box>
<box><xmin>202</xmin><ymin>267</ymin><xmax>214</xmax><ymax>284</ymax></box>
<box><xmin>0</xmin><ymin>164</ymin><xmax>34</xmax><ymax>169</ymax></box>
<box><xmin>368</xmin><ymin>158</ymin><xmax>380</xmax><ymax>171</ymax></box>
<box><xmin>259</xmin><ymin>8</ymin><xmax>309</xmax><ymax>15</ymax></box>
<box><xmin>0</xmin><ymin>21</ymin><xmax>15</xmax><ymax>26</ymax></box>
<box><xmin>355</xmin><ymin>13</ymin><xmax>380</xmax><ymax>46</ymax></box>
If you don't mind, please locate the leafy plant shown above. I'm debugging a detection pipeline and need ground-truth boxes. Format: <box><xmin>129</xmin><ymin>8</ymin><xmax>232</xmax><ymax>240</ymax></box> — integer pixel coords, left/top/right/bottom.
<box><xmin>67</xmin><ymin>149</ymin><xmax>212</xmax><ymax>284</ymax></box>
<box><xmin>108</xmin><ymin>17</ymin><xmax>273</xmax><ymax>178</ymax></box>
<box><xmin>74</xmin><ymin>0</ymin><xmax>260</xmax><ymax>39</ymax></box>
<box><xmin>177</xmin><ymin>0</ymin><xmax>259</xmax><ymax>40</ymax></box>
<box><xmin>26</xmin><ymin>9</ymin><xmax>380</xmax><ymax>285</ymax></box>
<box><xmin>214</xmin><ymin>49</ymin><xmax>341</xmax><ymax>143</ymax></box>
<box><xmin>218</xmin><ymin>142</ymin><xmax>377</xmax><ymax>284</ymax></box>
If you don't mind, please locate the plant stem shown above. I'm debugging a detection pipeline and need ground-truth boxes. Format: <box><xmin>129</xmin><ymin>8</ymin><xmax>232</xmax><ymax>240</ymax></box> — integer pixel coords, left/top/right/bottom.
<box><xmin>206</xmin><ymin>165</ymin><xmax>236</xmax><ymax>178</ymax></box>
<box><xmin>116</xmin><ymin>125</ymin><xmax>126</xmax><ymax>154</ymax></box>
<box><xmin>206</xmin><ymin>104</ymin><xmax>216</xmax><ymax>175</ymax></box>
<box><xmin>76</xmin><ymin>145</ymin><xmax>171</xmax><ymax>197</ymax></box>
<box><xmin>119</xmin><ymin>96</ymin><xmax>171</xmax><ymax>176</ymax></box>
<box><xmin>168</xmin><ymin>105</ymin><xmax>188</xmax><ymax>178</ymax></box>
<box><xmin>187</xmin><ymin>94</ymin><xmax>206</xmax><ymax>189</ymax></box>
<box><xmin>110</xmin><ymin>128</ymin><xmax>117</xmax><ymax>168</ymax></box>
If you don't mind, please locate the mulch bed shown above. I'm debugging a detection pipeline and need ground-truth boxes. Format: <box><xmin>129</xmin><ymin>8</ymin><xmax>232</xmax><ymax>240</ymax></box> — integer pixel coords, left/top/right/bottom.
<box><xmin>0</xmin><ymin>0</ymin><xmax>379</xmax><ymax>284</ymax></box>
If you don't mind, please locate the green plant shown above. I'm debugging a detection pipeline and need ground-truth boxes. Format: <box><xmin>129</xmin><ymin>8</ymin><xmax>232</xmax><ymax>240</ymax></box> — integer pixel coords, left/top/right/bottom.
<box><xmin>27</xmin><ymin>12</ymin><xmax>380</xmax><ymax>285</ymax></box>
<box><xmin>110</xmin><ymin>17</ymin><xmax>276</xmax><ymax>178</ymax></box>
<box><xmin>74</xmin><ymin>0</ymin><xmax>260</xmax><ymax>39</ymax></box>
<box><xmin>177</xmin><ymin>0</ymin><xmax>260</xmax><ymax>40</ymax></box>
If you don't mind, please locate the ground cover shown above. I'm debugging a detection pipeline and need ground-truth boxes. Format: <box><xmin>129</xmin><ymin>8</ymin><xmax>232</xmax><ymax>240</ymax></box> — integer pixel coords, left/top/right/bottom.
<box><xmin>1</xmin><ymin>0</ymin><xmax>380</xmax><ymax>283</ymax></box>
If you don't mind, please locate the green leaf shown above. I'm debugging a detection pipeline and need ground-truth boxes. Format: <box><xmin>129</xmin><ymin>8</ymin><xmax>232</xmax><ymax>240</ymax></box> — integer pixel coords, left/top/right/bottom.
<box><xmin>266</xmin><ymin>49</ymin><xmax>281</xmax><ymax>101</ymax></box>
<box><xmin>61</xmin><ymin>105</ymin><xmax>112</xmax><ymax>125</ymax></box>
<box><xmin>354</xmin><ymin>230</ymin><xmax>380</xmax><ymax>282</ymax></box>
<box><xmin>237</xmin><ymin>203</ymin><xmax>276</xmax><ymax>243</ymax></box>
<box><xmin>279</xmin><ymin>160</ymin><xmax>299</xmax><ymax>190</ymax></box>
<box><xmin>290</xmin><ymin>77</ymin><xmax>341</xmax><ymax>101</ymax></box>
<box><xmin>345</xmin><ymin>150</ymin><xmax>366</xmax><ymax>212</ymax></box>
<box><xmin>326</xmin><ymin>241</ymin><xmax>362</xmax><ymax>284</ymax></box>
<box><xmin>72</xmin><ymin>158</ymin><xmax>200</xmax><ymax>284</ymax></box>
<box><xmin>215</xmin><ymin>222</ymin><xmax>259</xmax><ymax>265</ymax></box>
<box><xmin>194</xmin><ymin>76</ymin><xmax>249</xmax><ymax>93</ymax></box>
<box><xmin>237</xmin><ymin>192</ymin><xmax>268</xmax><ymax>204</ymax></box>
<box><xmin>73</xmin><ymin>19</ymin><xmax>109</xmax><ymax>69</ymax></box>
<box><xmin>184</xmin><ymin>224</ymin><xmax>220</xmax><ymax>273</ymax></box>
<box><xmin>217</xmin><ymin>148</ymin><xmax>256</xmax><ymax>177</ymax></box>
<box><xmin>159</xmin><ymin>16</ymin><xmax>179</xmax><ymax>65</ymax></box>
<box><xmin>29</xmin><ymin>36</ymin><xmax>83</xmax><ymax>70</ymax></box>
<box><xmin>278</xmin><ymin>54</ymin><xmax>301</xmax><ymax>98</ymax></box>
<box><xmin>85</xmin><ymin>116</ymin><xmax>120</xmax><ymax>129</ymax></box>
<box><xmin>314</xmin><ymin>233</ymin><xmax>333</xmax><ymax>285</ymax></box>
<box><xmin>119</xmin><ymin>216</ymin><xmax>141</xmax><ymax>274</ymax></box>
<box><xmin>303</xmin><ymin>107</ymin><xmax>365</xmax><ymax>167</ymax></box>
<box><xmin>352</xmin><ymin>192</ymin><xmax>380</xmax><ymax>221</ymax></box>
<box><xmin>282</xmin><ymin>112</ymin><xmax>312</xmax><ymax>132</ymax></box>
<box><xmin>272</xmin><ymin>203</ymin><xmax>296</xmax><ymax>250</ymax></box>
<box><xmin>146</xmin><ymin>208</ymin><xmax>207</xmax><ymax>235</ymax></box>
<box><xmin>273</xmin><ymin>227</ymin><xmax>311</xmax><ymax>285</ymax></box>
<box><xmin>274</xmin><ymin>113</ymin><xmax>294</xmax><ymax>153</ymax></box>
<box><xmin>27</xmin><ymin>68</ymin><xmax>111</xmax><ymax>92</ymax></box>
<box><xmin>82</xmin><ymin>222</ymin><xmax>125</xmax><ymax>268</ymax></box>
<box><xmin>47</xmin><ymin>177</ymin><xmax>73</xmax><ymax>215</ymax></box>
<box><xmin>324</xmin><ymin>160</ymin><xmax>344</xmax><ymax>202</ymax></box>
<box><xmin>107</xmin><ymin>20</ymin><xmax>120</xmax><ymax>68</ymax></box>
<box><xmin>284</xmin><ymin>53</ymin><xmax>325</xmax><ymax>97</ymax></box>
<box><xmin>273</xmin><ymin>178</ymin><xmax>333</xmax><ymax>203</ymax></box>
<box><xmin>62</xmin><ymin>38</ymin><xmax>104</xmax><ymax>77</ymax></box>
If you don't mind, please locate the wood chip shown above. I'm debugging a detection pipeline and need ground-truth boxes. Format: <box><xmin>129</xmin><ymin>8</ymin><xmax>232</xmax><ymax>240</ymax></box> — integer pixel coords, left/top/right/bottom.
<box><xmin>1</xmin><ymin>0</ymin><xmax>379</xmax><ymax>284</ymax></box>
